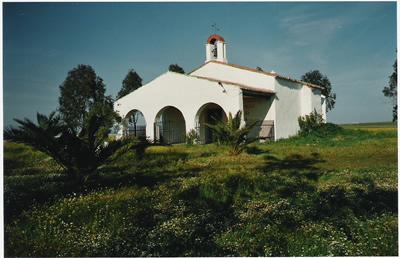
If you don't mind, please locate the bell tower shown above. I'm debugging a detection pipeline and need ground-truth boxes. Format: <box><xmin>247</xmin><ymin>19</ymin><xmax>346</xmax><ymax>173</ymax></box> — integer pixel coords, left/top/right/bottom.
<box><xmin>205</xmin><ymin>34</ymin><xmax>227</xmax><ymax>63</ymax></box>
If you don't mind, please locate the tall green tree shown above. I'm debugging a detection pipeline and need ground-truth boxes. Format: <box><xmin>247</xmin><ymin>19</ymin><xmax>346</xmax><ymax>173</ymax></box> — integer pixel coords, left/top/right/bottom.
<box><xmin>301</xmin><ymin>70</ymin><xmax>336</xmax><ymax>112</ymax></box>
<box><xmin>168</xmin><ymin>64</ymin><xmax>185</xmax><ymax>74</ymax></box>
<box><xmin>58</xmin><ymin>64</ymin><xmax>114</xmax><ymax>131</ymax></box>
<box><xmin>383</xmin><ymin>59</ymin><xmax>397</xmax><ymax>121</ymax></box>
<box><xmin>117</xmin><ymin>69</ymin><xmax>143</xmax><ymax>99</ymax></box>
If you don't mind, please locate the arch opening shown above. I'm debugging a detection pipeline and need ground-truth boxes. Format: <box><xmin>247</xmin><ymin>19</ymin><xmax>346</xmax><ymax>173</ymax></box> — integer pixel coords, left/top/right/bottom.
<box><xmin>154</xmin><ymin>106</ymin><xmax>186</xmax><ymax>144</ymax></box>
<box><xmin>123</xmin><ymin>109</ymin><xmax>147</xmax><ymax>139</ymax></box>
<box><xmin>195</xmin><ymin>103</ymin><xmax>227</xmax><ymax>144</ymax></box>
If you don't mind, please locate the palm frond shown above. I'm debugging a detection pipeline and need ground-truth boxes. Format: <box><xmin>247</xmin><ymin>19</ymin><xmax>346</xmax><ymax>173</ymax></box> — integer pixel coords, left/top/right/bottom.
<box><xmin>205</xmin><ymin>110</ymin><xmax>259</xmax><ymax>155</ymax></box>
<box><xmin>5</xmin><ymin>111</ymin><xmax>141</xmax><ymax>180</ymax></box>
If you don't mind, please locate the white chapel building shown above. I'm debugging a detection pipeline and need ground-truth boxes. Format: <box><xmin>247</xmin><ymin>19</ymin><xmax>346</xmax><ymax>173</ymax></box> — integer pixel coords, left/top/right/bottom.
<box><xmin>115</xmin><ymin>34</ymin><xmax>326</xmax><ymax>144</ymax></box>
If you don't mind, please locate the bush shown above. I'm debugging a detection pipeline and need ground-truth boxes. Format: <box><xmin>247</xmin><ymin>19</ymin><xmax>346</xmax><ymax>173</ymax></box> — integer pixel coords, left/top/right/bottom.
<box><xmin>298</xmin><ymin>110</ymin><xmax>343</xmax><ymax>137</ymax></box>
<box><xmin>206</xmin><ymin>111</ymin><xmax>258</xmax><ymax>155</ymax></box>
<box><xmin>298</xmin><ymin>109</ymin><xmax>324</xmax><ymax>135</ymax></box>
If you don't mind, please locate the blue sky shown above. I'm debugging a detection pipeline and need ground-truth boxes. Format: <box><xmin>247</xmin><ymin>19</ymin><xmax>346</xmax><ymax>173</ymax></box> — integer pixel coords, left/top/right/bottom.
<box><xmin>3</xmin><ymin>2</ymin><xmax>397</xmax><ymax>127</ymax></box>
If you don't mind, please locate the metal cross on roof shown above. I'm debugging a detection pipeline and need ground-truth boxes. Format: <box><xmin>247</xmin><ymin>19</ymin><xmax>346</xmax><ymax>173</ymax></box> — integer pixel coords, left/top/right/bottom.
<box><xmin>211</xmin><ymin>22</ymin><xmax>220</xmax><ymax>33</ymax></box>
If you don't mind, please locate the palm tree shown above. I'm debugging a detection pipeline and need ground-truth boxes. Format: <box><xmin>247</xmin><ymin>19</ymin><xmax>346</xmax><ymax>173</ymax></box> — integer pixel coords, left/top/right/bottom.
<box><xmin>205</xmin><ymin>111</ymin><xmax>258</xmax><ymax>155</ymax></box>
<box><xmin>5</xmin><ymin>111</ymin><xmax>142</xmax><ymax>181</ymax></box>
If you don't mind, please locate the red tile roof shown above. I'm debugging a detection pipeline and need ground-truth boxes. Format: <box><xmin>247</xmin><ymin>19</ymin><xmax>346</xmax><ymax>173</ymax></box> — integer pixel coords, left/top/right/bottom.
<box><xmin>207</xmin><ymin>34</ymin><xmax>225</xmax><ymax>44</ymax></box>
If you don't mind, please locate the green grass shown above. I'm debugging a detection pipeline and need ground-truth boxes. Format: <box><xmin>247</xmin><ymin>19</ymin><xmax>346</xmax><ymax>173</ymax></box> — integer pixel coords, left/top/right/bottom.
<box><xmin>4</xmin><ymin>124</ymin><xmax>398</xmax><ymax>256</ymax></box>
<box><xmin>4</xmin><ymin>141</ymin><xmax>63</xmax><ymax>176</ymax></box>
<box><xmin>341</xmin><ymin>121</ymin><xmax>397</xmax><ymax>132</ymax></box>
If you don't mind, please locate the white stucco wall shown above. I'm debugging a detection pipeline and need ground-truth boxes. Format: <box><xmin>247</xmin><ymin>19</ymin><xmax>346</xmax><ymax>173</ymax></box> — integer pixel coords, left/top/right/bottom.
<box><xmin>321</xmin><ymin>95</ymin><xmax>327</xmax><ymax>122</ymax></box>
<box><xmin>115</xmin><ymin>71</ymin><xmax>243</xmax><ymax>141</ymax></box>
<box><xmin>190</xmin><ymin>62</ymin><xmax>276</xmax><ymax>91</ymax></box>
<box><xmin>274</xmin><ymin>79</ymin><xmax>325</xmax><ymax>139</ymax></box>
<box><xmin>300</xmin><ymin>86</ymin><xmax>312</xmax><ymax>116</ymax></box>
<box><xmin>274</xmin><ymin>79</ymin><xmax>303</xmax><ymax>140</ymax></box>
<box><xmin>300</xmin><ymin>87</ymin><xmax>323</xmax><ymax>115</ymax></box>
<box><xmin>311</xmin><ymin>88</ymin><xmax>322</xmax><ymax>114</ymax></box>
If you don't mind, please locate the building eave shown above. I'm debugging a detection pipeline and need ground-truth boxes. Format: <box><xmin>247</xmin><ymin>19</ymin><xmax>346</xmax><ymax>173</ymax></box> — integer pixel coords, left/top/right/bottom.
<box><xmin>190</xmin><ymin>74</ymin><xmax>275</xmax><ymax>95</ymax></box>
<box><xmin>189</xmin><ymin>60</ymin><xmax>324</xmax><ymax>90</ymax></box>
<box><xmin>275</xmin><ymin>75</ymin><xmax>324</xmax><ymax>90</ymax></box>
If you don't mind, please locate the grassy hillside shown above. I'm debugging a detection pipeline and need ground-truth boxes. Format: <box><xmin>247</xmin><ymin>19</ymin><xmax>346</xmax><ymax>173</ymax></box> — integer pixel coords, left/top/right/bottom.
<box><xmin>4</xmin><ymin>124</ymin><xmax>398</xmax><ymax>256</ymax></box>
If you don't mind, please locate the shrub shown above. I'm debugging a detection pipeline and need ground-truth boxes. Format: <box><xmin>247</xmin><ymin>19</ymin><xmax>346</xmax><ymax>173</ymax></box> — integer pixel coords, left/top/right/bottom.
<box><xmin>205</xmin><ymin>111</ymin><xmax>258</xmax><ymax>155</ymax></box>
<box><xmin>298</xmin><ymin>109</ymin><xmax>324</xmax><ymax>135</ymax></box>
<box><xmin>298</xmin><ymin>110</ymin><xmax>343</xmax><ymax>137</ymax></box>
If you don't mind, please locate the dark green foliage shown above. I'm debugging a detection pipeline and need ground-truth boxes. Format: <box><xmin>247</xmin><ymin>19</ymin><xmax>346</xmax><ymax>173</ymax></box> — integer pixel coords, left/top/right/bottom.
<box><xmin>298</xmin><ymin>109</ymin><xmax>324</xmax><ymax>135</ymax></box>
<box><xmin>117</xmin><ymin>136</ymin><xmax>150</xmax><ymax>159</ymax></box>
<box><xmin>316</xmin><ymin>122</ymin><xmax>343</xmax><ymax>135</ymax></box>
<box><xmin>4</xmin><ymin>112</ymin><xmax>139</xmax><ymax>180</ymax></box>
<box><xmin>301</xmin><ymin>70</ymin><xmax>336</xmax><ymax>112</ymax></box>
<box><xmin>59</xmin><ymin>65</ymin><xmax>113</xmax><ymax>130</ymax></box>
<box><xmin>383</xmin><ymin>59</ymin><xmax>397</xmax><ymax>121</ymax></box>
<box><xmin>168</xmin><ymin>64</ymin><xmax>185</xmax><ymax>74</ymax></box>
<box><xmin>117</xmin><ymin>69</ymin><xmax>143</xmax><ymax>99</ymax></box>
<box><xmin>205</xmin><ymin>111</ymin><xmax>258</xmax><ymax>155</ymax></box>
<box><xmin>298</xmin><ymin>110</ymin><xmax>343</xmax><ymax>138</ymax></box>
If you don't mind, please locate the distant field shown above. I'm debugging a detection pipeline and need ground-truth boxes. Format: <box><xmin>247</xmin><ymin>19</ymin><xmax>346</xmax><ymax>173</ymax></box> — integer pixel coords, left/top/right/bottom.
<box><xmin>340</xmin><ymin>122</ymin><xmax>397</xmax><ymax>132</ymax></box>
